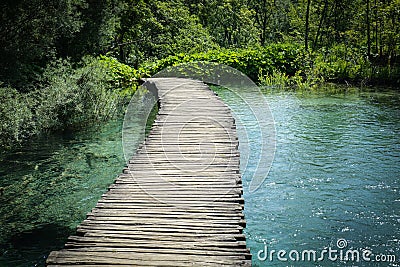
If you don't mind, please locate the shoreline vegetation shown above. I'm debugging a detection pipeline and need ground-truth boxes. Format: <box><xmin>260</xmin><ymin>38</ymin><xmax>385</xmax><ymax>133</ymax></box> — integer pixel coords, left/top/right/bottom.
<box><xmin>1</xmin><ymin>0</ymin><xmax>399</xmax><ymax>149</ymax></box>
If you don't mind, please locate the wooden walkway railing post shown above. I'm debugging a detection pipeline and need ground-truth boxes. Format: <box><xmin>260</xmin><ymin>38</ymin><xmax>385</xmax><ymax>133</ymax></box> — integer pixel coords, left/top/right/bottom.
<box><xmin>47</xmin><ymin>78</ymin><xmax>252</xmax><ymax>266</ymax></box>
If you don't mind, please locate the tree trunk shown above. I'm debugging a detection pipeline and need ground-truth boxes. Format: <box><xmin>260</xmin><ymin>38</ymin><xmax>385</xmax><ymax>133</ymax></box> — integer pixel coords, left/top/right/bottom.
<box><xmin>305</xmin><ymin>0</ymin><xmax>311</xmax><ymax>50</ymax></box>
<box><xmin>261</xmin><ymin>0</ymin><xmax>268</xmax><ymax>46</ymax></box>
<box><xmin>366</xmin><ymin>0</ymin><xmax>371</xmax><ymax>58</ymax></box>
<box><xmin>313</xmin><ymin>0</ymin><xmax>328</xmax><ymax>50</ymax></box>
<box><xmin>374</xmin><ymin>0</ymin><xmax>378</xmax><ymax>54</ymax></box>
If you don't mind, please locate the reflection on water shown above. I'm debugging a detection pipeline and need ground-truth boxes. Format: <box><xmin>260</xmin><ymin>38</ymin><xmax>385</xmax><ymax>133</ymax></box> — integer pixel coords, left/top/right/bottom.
<box><xmin>0</xmin><ymin>86</ymin><xmax>399</xmax><ymax>267</ymax></box>
<box><xmin>214</xmin><ymin>86</ymin><xmax>400</xmax><ymax>266</ymax></box>
<box><xmin>0</xmin><ymin>120</ymin><xmax>126</xmax><ymax>267</ymax></box>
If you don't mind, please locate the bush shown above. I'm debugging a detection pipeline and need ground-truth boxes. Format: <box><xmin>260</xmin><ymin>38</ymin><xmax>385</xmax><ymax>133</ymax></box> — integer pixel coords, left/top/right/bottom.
<box><xmin>260</xmin><ymin>44</ymin><xmax>399</xmax><ymax>89</ymax></box>
<box><xmin>0</xmin><ymin>57</ymin><xmax>132</xmax><ymax>149</ymax></box>
<box><xmin>140</xmin><ymin>43</ymin><xmax>306</xmax><ymax>82</ymax></box>
<box><xmin>97</xmin><ymin>56</ymin><xmax>140</xmax><ymax>96</ymax></box>
<box><xmin>139</xmin><ymin>43</ymin><xmax>399</xmax><ymax>89</ymax></box>
<box><xmin>34</xmin><ymin>58</ymin><xmax>124</xmax><ymax>130</ymax></box>
<box><xmin>0</xmin><ymin>87</ymin><xmax>33</xmax><ymax>148</ymax></box>
<box><xmin>311</xmin><ymin>45</ymin><xmax>371</xmax><ymax>81</ymax></box>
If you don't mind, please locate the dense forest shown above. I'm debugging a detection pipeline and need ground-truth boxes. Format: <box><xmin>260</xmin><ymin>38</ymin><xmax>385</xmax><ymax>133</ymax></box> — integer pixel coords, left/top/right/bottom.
<box><xmin>1</xmin><ymin>0</ymin><xmax>399</xmax><ymax>148</ymax></box>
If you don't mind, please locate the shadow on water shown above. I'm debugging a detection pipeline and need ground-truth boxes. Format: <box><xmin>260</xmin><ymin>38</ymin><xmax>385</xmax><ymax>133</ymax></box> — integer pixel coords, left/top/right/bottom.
<box><xmin>0</xmin><ymin>224</ymin><xmax>73</xmax><ymax>267</ymax></box>
<box><xmin>0</xmin><ymin>119</ymin><xmax>127</xmax><ymax>267</ymax></box>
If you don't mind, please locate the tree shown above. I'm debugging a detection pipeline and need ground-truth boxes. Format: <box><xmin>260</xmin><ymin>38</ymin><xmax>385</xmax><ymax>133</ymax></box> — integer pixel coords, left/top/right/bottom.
<box><xmin>313</xmin><ymin>0</ymin><xmax>329</xmax><ymax>50</ymax></box>
<box><xmin>366</xmin><ymin>0</ymin><xmax>371</xmax><ymax>57</ymax></box>
<box><xmin>249</xmin><ymin>0</ymin><xmax>291</xmax><ymax>45</ymax></box>
<box><xmin>183</xmin><ymin>0</ymin><xmax>259</xmax><ymax>47</ymax></box>
<box><xmin>110</xmin><ymin>0</ymin><xmax>216</xmax><ymax>64</ymax></box>
<box><xmin>305</xmin><ymin>0</ymin><xmax>312</xmax><ymax>50</ymax></box>
<box><xmin>0</xmin><ymin>0</ymin><xmax>86</xmax><ymax>89</ymax></box>
<box><xmin>68</xmin><ymin>0</ymin><xmax>127</xmax><ymax>59</ymax></box>
<box><xmin>249</xmin><ymin>0</ymin><xmax>270</xmax><ymax>45</ymax></box>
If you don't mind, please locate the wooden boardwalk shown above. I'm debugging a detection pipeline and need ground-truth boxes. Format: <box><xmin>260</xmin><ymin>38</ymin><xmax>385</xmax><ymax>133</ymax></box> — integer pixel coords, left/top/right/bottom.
<box><xmin>47</xmin><ymin>78</ymin><xmax>251</xmax><ymax>266</ymax></box>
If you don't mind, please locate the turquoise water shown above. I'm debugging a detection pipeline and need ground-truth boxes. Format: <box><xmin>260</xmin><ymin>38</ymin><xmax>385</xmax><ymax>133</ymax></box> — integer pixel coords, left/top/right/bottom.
<box><xmin>0</xmin><ymin>87</ymin><xmax>399</xmax><ymax>266</ymax></box>
<box><xmin>0</xmin><ymin>120</ymin><xmax>126</xmax><ymax>266</ymax></box>
<box><xmin>214</xmin><ymin>87</ymin><xmax>400</xmax><ymax>266</ymax></box>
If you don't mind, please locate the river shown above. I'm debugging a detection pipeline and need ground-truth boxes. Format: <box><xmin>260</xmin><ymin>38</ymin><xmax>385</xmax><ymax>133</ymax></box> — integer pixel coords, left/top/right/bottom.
<box><xmin>0</xmin><ymin>86</ymin><xmax>399</xmax><ymax>266</ymax></box>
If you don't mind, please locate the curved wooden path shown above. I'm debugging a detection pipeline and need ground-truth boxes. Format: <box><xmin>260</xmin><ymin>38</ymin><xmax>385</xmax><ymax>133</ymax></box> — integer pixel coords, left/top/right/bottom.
<box><xmin>47</xmin><ymin>78</ymin><xmax>251</xmax><ymax>266</ymax></box>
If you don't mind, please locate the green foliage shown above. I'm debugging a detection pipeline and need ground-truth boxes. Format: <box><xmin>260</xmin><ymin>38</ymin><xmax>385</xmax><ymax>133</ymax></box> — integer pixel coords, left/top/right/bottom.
<box><xmin>138</xmin><ymin>42</ymin><xmax>398</xmax><ymax>88</ymax></box>
<box><xmin>286</xmin><ymin>0</ymin><xmax>400</xmax><ymax>59</ymax></box>
<box><xmin>97</xmin><ymin>56</ymin><xmax>139</xmax><ymax>96</ymax></box>
<box><xmin>312</xmin><ymin>45</ymin><xmax>371</xmax><ymax>81</ymax></box>
<box><xmin>183</xmin><ymin>0</ymin><xmax>259</xmax><ymax>47</ymax></box>
<box><xmin>140</xmin><ymin>43</ymin><xmax>305</xmax><ymax>82</ymax></box>
<box><xmin>70</xmin><ymin>0</ymin><xmax>126</xmax><ymax>59</ymax></box>
<box><xmin>0</xmin><ymin>0</ymin><xmax>87</xmax><ymax>88</ymax></box>
<box><xmin>0</xmin><ymin>87</ymin><xmax>33</xmax><ymax>148</ymax></box>
<box><xmin>0</xmin><ymin>57</ymin><xmax>129</xmax><ymax>148</ymax></box>
<box><xmin>259</xmin><ymin>44</ymin><xmax>399</xmax><ymax>89</ymax></box>
<box><xmin>248</xmin><ymin>0</ymin><xmax>292</xmax><ymax>44</ymax></box>
<box><xmin>111</xmin><ymin>0</ymin><xmax>218</xmax><ymax>64</ymax></box>
<box><xmin>34</xmin><ymin>58</ymin><xmax>122</xmax><ymax>129</ymax></box>
<box><xmin>2</xmin><ymin>0</ymin><xmax>398</xmax><ymax>91</ymax></box>
<box><xmin>260</xmin><ymin>70</ymin><xmax>292</xmax><ymax>89</ymax></box>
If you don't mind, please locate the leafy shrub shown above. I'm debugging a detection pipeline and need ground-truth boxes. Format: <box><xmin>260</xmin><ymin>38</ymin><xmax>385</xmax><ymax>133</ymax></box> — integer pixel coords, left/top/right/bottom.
<box><xmin>312</xmin><ymin>45</ymin><xmax>371</xmax><ymax>81</ymax></box>
<box><xmin>0</xmin><ymin>87</ymin><xmax>33</xmax><ymax>148</ymax></box>
<box><xmin>140</xmin><ymin>43</ymin><xmax>306</xmax><ymax>82</ymax></box>
<box><xmin>0</xmin><ymin>57</ymin><xmax>130</xmax><ymax>148</ymax></box>
<box><xmin>259</xmin><ymin>43</ymin><xmax>400</xmax><ymax>89</ymax></box>
<box><xmin>139</xmin><ymin>43</ymin><xmax>398</xmax><ymax>89</ymax></box>
<box><xmin>97</xmin><ymin>56</ymin><xmax>140</xmax><ymax>96</ymax></box>
<box><xmin>34</xmin><ymin>58</ymin><xmax>123</xmax><ymax>130</ymax></box>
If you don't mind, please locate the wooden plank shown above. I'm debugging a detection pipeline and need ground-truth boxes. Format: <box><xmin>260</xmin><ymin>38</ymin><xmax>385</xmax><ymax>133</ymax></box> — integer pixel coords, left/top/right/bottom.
<box><xmin>102</xmin><ymin>191</ymin><xmax>242</xmax><ymax>199</ymax></box>
<box><xmin>89</xmin><ymin>208</ymin><xmax>245</xmax><ymax>216</ymax></box>
<box><xmin>76</xmin><ymin>224</ymin><xmax>243</xmax><ymax>234</ymax></box>
<box><xmin>52</xmin><ymin>247</ymin><xmax>250</xmax><ymax>256</ymax></box>
<box><xmin>47</xmin><ymin>251</ymin><xmax>251</xmax><ymax>266</ymax></box>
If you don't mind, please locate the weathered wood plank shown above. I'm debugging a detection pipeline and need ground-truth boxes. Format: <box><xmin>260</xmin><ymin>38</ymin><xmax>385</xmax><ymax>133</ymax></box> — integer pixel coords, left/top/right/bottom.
<box><xmin>76</xmin><ymin>224</ymin><xmax>243</xmax><ymax>234</ymax></box>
